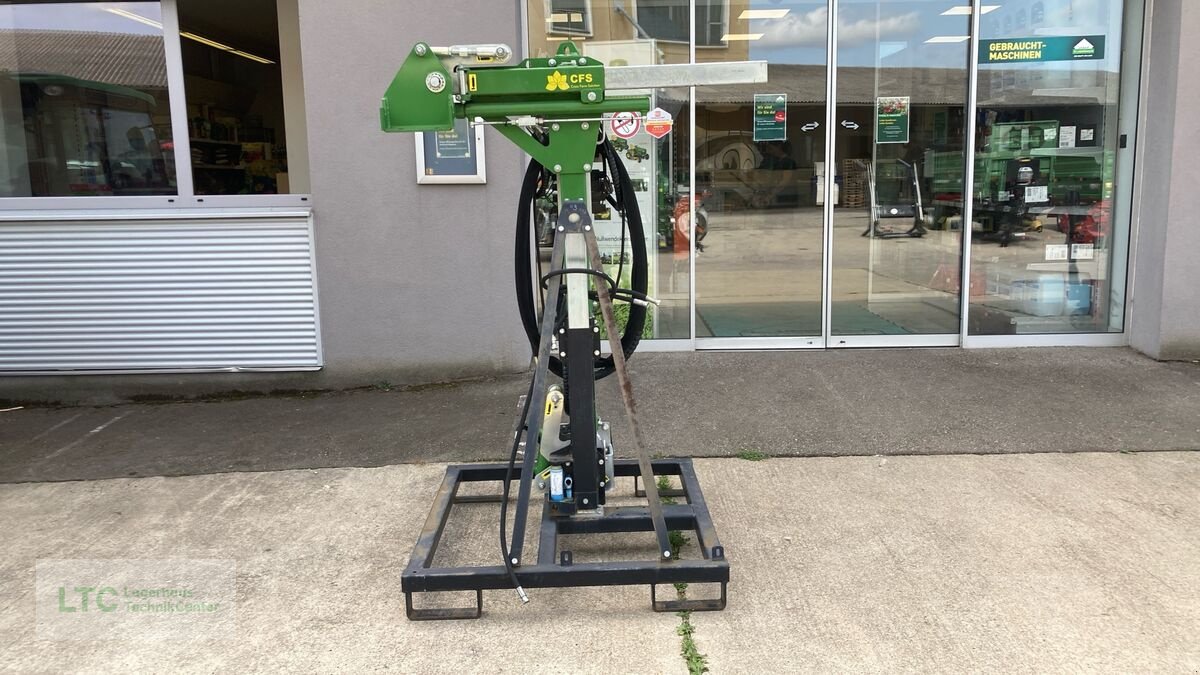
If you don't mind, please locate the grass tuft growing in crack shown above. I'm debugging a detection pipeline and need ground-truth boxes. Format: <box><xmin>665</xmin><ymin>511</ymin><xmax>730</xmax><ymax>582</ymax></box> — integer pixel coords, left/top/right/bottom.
<box><xmin>676</xmin><ymin>610</ymin><xmax>708</xmax><ymax>674</ymax></box>
<box><xmin>658</xmin><ymin>476</ymin><xmax>709</xmax><ymax>674</ymax></box>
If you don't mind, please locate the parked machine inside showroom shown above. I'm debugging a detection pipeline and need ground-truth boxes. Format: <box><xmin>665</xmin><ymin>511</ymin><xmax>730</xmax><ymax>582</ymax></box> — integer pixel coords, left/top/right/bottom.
<box><xmin>380</xmin><ymin>41</ymin><xmax>765</xmax><ymax>619</ymax></box>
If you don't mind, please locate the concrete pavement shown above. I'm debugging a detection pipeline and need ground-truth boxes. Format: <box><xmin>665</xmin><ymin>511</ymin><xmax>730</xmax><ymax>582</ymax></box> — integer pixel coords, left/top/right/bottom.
<box><xmin>1</xmin><ymin>452</ymin><xmax>1197</xmax><ymax>672</ymax></box>
<box><xmin>2</xmin><ymin>347</ymin><xmax>1199</xmax><ymax>483</ymax></box>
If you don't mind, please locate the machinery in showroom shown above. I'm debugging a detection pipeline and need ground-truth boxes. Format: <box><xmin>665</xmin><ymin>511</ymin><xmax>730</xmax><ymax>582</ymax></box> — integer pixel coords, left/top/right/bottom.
<box><xmin>380</xmin><ymin>41</ymin><xmax>765</xmax><ymax>619</ymax></box>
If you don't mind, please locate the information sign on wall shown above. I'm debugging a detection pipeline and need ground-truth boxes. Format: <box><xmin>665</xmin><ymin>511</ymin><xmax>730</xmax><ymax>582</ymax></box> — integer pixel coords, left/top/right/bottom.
<box><xmin>875</xmin><ymin>96</ymin><xmax>910</xmax><ymax>144</ymax></box>
<box><xmin>979</xmin><ymin>35</ymin><xmax>1106</xmax><ymax>63</ymax></box>
<box><xmin>415</xmin><ymin>117</ymin><xmax>486</xmax><ymax>184</ymax></box>
<box><xmin>753</xmin><ymin>94</ymin><xmax>787</xmax><ymax>142</ymax></box>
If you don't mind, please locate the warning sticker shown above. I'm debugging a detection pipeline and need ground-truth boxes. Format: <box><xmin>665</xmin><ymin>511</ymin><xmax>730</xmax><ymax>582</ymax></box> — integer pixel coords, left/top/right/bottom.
<box><xmin>645</xmin><ymin>107</ymin><xmax>673</xmax><ymax>139</ymax></box>
<box><xmin>609</xmin><ymin>111</ymin><xmax>641</xmax><ymax>139</ymax></box>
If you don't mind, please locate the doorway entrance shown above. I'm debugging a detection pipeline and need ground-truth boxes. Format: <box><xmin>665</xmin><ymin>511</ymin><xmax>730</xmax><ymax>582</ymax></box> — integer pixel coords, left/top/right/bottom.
<box><xmin>691</xmin><ymin>0</ymin><xmax>971</xmax><ymax>347</ymax></box>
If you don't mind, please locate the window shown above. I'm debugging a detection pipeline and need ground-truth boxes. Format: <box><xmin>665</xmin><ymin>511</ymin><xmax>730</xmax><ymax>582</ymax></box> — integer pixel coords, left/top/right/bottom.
<box><xmin>547</xmin><ymin>0</ymin><xmax>592</xmax><ymax>36</ymax></box>
<box><xmin>178</xmin><ymin>0</ymin><xmax>299</xmax><ymax>195</ymax></box>
<box><xmin>636</xmin><ymin>0</ymin><xmax>726</xmax><ymax>47</ymax></box>
<box><xmin>968</xmin><ymin>0</ymin><xmax>1132</xmax><ymax>335</ymax></box>
<box><xmin>0</xmin><ymin>2</ymin><xmax>175</xmax><ymax>196</ymax></box>
<box><xmin>0</xmin><ymin>0</ymin><xmax>308</xmax><ymax>201</ymax></box>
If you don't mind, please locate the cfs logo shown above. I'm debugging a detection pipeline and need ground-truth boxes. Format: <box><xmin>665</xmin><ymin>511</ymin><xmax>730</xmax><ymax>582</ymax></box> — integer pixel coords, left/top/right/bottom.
<box><xmin>545</xmin><ymin>70</ymin><xmax>595</xmax><ymax>91</ymax></box>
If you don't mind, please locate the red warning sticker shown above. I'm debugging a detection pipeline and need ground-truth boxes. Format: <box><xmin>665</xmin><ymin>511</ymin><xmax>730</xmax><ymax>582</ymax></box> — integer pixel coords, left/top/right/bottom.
<box><xmin>644</xmin><ymin>107</ymin><xmax>673</xmax><ymax>139</ymax></box>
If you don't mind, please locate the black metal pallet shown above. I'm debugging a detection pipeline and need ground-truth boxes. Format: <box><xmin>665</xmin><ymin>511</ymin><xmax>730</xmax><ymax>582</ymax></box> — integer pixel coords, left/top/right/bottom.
<box><xmin>402</xmin><ymin>458</ymin><xmax>728</xmax><ymax>620</ymax></box>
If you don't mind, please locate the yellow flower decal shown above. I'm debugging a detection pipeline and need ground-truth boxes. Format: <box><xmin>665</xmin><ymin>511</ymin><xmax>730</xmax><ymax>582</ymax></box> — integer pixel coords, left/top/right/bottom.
<box><xmin>546</xmin><ymin>70</ymin><xmax>569</xmax><ymax>91</ymax></box>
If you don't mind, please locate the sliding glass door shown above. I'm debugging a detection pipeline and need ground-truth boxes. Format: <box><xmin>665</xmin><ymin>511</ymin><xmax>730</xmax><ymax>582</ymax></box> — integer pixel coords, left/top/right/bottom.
<box><xmin>828</xmin><ymin>0</ymin><xmax>971</xmax><ymax>345</ymax></box>
<box><xmin>693</xmin><ymin>0</ymin><xmax>828</xmax><ymax>344</ymax></box>
<box><xmin>523</xmin><ymin>0</ymin><xmax>1142</xmax><ymax>349</ymax></box>
<box><xmin>692</xmin><ymin>0</ymin><xmax>971</xmax><ymax>347</ymax></box>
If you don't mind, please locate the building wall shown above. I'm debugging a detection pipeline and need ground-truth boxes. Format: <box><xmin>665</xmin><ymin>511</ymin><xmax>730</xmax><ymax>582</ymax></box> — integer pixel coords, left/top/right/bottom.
<box><xmin>296</xmin><ymin>0</ymin><xmax>530</xmax><ymax>384</ymax></box>
<box><xmin>1130</xmin><ymin>0</ymin><xmax>1200</xmax><ymax>360</ymax></box>
<box><xmin>1</xmin><ymin>0</ymin><xmax>1194</xmax><ymax>406</ymax></box>
<box><xmin>0</xmin><ymin>0</ymin><xmax>530</xmax><ymax>405</ymax></box>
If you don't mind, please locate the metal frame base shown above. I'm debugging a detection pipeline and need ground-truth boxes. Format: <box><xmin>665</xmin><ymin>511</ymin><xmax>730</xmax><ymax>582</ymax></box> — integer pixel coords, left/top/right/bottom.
<box><xmin>403</xmin><ymin>458</ymin><xmax>729</xmax><ymax>620</ymax></box>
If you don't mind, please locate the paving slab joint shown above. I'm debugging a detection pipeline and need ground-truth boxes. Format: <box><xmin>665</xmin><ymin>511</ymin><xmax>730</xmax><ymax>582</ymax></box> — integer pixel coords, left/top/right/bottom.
<box><xmin>658</xmin><ymin>476</ymin><xmax>711</xmax><ymax>674</ymax></box>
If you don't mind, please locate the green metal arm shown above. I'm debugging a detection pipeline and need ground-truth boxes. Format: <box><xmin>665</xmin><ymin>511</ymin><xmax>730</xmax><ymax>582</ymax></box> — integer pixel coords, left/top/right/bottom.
<box><xmin>381</xmin><ymin>40</ymin><xmax>651</xmax><ymax>201</ymax></box>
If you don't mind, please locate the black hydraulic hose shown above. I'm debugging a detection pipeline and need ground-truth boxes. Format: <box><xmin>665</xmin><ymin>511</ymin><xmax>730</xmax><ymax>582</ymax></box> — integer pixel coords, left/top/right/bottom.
<box><xmin>600</xmin><ymin>138</ymin><xmax>630</xmax><ymax>294</ymax></box>
<box><xmin>514</xmin><ymin>160</ymin><xmax>544</xmax><ymax>362</ymax></box>
<box><xmin>514</xmin><ymin>139</ymin><xmax>647</xmax><ymax>379</ymax></box>
<box><xmin>499</xmin><ymin>376</ymin><xmax>535</xmax><ymax>603</ymax></box>
<box><xmin>541</xmin><ymin>267</ymin><xmax>617</xmax><ymax>291</ymax></box>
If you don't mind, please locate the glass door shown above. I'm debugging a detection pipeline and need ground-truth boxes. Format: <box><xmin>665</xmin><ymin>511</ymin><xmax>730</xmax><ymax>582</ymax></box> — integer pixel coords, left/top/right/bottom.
<box><xmin>693</xmin><ymin>0</ymin><xmax>829</xmax><ymax>345</ymax></box>
<box><xmin>827</xmin><ymin>0</ymin><xmax>971</xmax><ymax>345</ymax></box>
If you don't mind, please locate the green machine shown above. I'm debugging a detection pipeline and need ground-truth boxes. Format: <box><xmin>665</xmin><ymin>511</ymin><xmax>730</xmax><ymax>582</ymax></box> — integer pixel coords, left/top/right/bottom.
<box><xmin>931</xmin><ymin>120</ymin><xmax>1112</xmax><ymax>205</ymax></box>
<box><xmin>382</xmin><ymin>42</ymin><xmax>766</xmax><ymax>619</ymax></box>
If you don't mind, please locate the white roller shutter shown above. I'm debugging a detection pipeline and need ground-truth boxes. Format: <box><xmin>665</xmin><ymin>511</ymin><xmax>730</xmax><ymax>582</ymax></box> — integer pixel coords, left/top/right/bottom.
<box><xmin>0</xmin><ymin>211</ymin><xmax>321</xmax><ymax>373</ymax></box>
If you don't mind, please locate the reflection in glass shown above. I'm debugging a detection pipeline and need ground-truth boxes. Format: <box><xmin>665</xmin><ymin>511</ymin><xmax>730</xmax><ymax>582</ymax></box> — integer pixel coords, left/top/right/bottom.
<box><xmin>0</xmin><ymin>2</ymin><xmax>174</xmax><ymax>197</ymax></box>
<box><xmin>527</xmin><ymin>0</ymin><xmax>692</xmax><ymax>339</ymax></box>
<box><xmin>830</xmin><ymin>0</ymin><xmax>969</xmax><ymax>337</ymax></box>
<box><xmin>693</xmin><ymin>1</ymin><xmax>828</xmax><ymax>338</ymax></box>
<box><xmin>968</xmin><ymin>0</ymin><xmax>1128</xmax><ymax>334</ymax></box>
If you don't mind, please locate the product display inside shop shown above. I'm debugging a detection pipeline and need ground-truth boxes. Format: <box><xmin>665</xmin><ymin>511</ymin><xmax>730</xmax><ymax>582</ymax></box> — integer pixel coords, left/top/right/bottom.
<box><xmin>962</xmin><ymin>0</ymin><xmax>1130</xmax><ymax>336</ymax></box>
<box><xmin>178</xmin><ymin>0</ymin><xmax>295</xmax><ymax>195</ymax></box>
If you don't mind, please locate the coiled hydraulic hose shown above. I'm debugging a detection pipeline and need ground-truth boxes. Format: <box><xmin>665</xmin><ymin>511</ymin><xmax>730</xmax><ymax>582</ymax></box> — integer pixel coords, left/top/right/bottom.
<box><xmin>513</xmin><ymin>137</ymin><xmax>648</xmax><ymax>379</ymax></box>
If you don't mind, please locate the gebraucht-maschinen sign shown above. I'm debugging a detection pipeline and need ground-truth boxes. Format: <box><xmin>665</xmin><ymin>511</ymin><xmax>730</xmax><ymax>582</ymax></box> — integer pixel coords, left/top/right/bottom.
<box><xmin>979</xmin><ymin>35</ymin><xmax>1106</xmax><ymax>64</ymax></box>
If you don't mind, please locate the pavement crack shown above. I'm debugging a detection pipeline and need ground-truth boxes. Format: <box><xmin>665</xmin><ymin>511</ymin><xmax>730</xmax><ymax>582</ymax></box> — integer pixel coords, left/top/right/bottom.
<box><xmin>659</xmin><ymin>477</ymin><xmax>711</xmax><ymax>675</ymax></box>
<box><xmin>676</xmin><ymin>602</ymin><xmax>708</xmax><ymax>675</ymax></box>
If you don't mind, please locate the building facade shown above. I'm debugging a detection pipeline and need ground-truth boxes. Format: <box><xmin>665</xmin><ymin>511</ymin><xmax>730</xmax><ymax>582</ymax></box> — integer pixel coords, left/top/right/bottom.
<box><xmin>0</xmin><ymin>0</ymin><xmax>1195</xmax><ymax>401</ymax></box>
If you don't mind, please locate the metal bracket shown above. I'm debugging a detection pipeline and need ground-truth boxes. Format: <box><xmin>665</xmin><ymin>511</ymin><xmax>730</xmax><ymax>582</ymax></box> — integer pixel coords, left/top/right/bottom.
<box><xmin>405</xmin><ymin>589</ymin><xmax>483</xmax><ymax>621</ymax></box>
<box><xmin>557</xmin><ymin>200</ymin><xmax>591</xmax><ymax>233</ymax></box>
<box><xmin>651</xmin><ymin>582</ymin><xmax>727</xmax><ymax>613</ymax></box>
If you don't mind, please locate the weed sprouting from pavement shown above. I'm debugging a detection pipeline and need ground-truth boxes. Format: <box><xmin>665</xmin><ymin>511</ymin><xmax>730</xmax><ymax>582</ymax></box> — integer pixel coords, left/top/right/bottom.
<box><xmin>656</xmin><ymin>475</ymin><xmax>709</xmax><ymax>673</ymax></box>
<box><xmin>677</xmin><ymin>610</ymin><xmax>708</xmax><ymax>674</ymax></box>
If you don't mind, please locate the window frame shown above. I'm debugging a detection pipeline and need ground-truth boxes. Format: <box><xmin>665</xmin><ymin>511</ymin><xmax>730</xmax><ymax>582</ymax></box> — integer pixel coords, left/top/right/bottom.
<box><xmin>0</xmin><ymin>0</ymin><xmax>311</xmax><ymax>212</ymax></box>
<box><xmin>545</xmin><ymin>0</ymin><xmax>593</xmax><ymax>37</ymax></box>
<box><xmin>632</xmin><ymin>0</ymin><xmax>727</xmax><ymax>48</ymax></box>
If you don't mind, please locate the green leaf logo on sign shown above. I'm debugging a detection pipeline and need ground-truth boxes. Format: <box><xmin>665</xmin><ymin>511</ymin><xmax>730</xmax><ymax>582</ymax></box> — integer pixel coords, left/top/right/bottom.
<box><xmin>980</xmin><ymin>35</ymin><xmax>1106</xmax><ymax>63</ymax></box>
